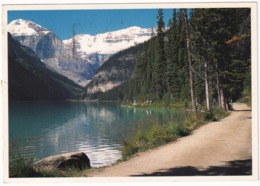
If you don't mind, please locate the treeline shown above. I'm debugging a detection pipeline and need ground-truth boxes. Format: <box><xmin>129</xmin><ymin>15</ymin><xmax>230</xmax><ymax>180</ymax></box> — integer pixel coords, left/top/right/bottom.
<box><xmin>97</xmin><ymin>8</ymin><xmax>251</xmax><ymax>111</ymax></box>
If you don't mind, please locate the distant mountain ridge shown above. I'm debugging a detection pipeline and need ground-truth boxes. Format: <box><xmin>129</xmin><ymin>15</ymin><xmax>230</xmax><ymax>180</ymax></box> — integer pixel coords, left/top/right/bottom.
<box><xmin>84</xmin><ymin>43</ymin><xmax>144</xmax><ymax>98</ymax></box>
<box><xmin>8</xmin><ymin>19</ymin><xmax>95</xmax><ymax>86</ymax></box>
<box><xmin>8</xmin><ymin>33</ymin><xmax>84</xmax><ymax>101</ymax></box>
<box><xmin>63</xmin><ymin>26</ymin><xmax>152</xmax><ymax>67</ymax></box>
<box><xmin>8</xmin><ymin>19</ymin><xmax>153</xmax><ymax>87</ymax></box>
<box><xmin>8</xmin><ymin>19</ymin><xmax>50</xmax><ymax>36</ymax></box>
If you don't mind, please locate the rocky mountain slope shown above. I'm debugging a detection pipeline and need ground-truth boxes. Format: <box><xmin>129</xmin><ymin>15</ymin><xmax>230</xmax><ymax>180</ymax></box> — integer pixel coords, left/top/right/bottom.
<box><xmin>63</xmin><ymin>26</ymin><xmax>152</xmax><ymax>67</ymax></box>
<box><xmin>84</xmin><ymin>43</ymin><xmax>143</xmax><ymax>98</ymax></box>
<box><xmin>8</xmin><ymin>19</ymin><xmax>95</xmax><ymax>86</ymax></box>
<box><xmin>8</xmin><ymin>19</ymin><xmax>153</xmax><ymax>87</ymax></box>
<box><xmin>8</xmin><ymin>33</ymin><xmax>84</xmax><ymax>100</ymax></box>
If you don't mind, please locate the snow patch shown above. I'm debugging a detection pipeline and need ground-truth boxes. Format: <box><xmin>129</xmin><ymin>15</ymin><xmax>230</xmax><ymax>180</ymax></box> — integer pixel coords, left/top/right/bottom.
<box><xmin>63</xmin><ymin>26</ymin><xmax>153</xmax><ymax>56</ymax></box>
<box><xmin>88</xmin><ymin>82</ymin><xmax>122</xmax><ymax>94</ymax></box>
<box><xmin>8</xmin><ymin>19</ymin><xmax>50</xmax><ymax>36</ymax></box>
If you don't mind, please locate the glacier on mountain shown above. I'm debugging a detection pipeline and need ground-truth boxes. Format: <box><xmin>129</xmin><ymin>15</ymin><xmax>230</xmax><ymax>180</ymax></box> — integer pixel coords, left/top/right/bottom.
<box><xmin>63</xmin><ymin>26</ymin><xmax>152</xmax><ymax>67</ymax></box>
<box><xmin>8</xmin><ymin>19</ymin><xmax>50</xmax><ymax>36</ymax></box>
<box><xmin>8</xmin><ymin>19</ymin><xmax>95</xmax><ymax>86</ymax></box>
<box><xmin>8</xmin><ymin>19</ymin><xmax>153</xmax><ymax>87</ymax></box>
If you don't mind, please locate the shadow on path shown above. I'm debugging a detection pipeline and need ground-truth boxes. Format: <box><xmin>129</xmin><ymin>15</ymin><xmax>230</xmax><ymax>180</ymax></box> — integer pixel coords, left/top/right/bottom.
<box><xmin>131</xmin><ymin>159</ymin><xmax>252</xmax><ymax>176</ymax></box>
<box><xmin>233</xmin><ymin>110</ymin><xmax>252</xmax><ymax>112</ymax></box>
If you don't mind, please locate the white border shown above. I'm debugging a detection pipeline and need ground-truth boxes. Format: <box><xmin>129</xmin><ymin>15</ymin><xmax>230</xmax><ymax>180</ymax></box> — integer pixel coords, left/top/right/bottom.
<box><xmin>1</xmin><ymin>1</ymin><xmax>259</xmax><ymax>185</ymax></box>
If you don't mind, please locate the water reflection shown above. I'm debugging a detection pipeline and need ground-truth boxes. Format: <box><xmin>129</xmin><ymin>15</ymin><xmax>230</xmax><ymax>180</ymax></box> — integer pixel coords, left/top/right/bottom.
<box><xmin>9</xmin><ymin>101</ymin><xmax>187</xmax><ymax>167</ymax></box>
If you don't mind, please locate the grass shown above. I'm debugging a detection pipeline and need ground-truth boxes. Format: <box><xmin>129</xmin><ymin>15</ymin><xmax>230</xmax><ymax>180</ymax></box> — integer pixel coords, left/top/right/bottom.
<box><xmin>237</xmin><ymin>96</ymin><xmax>251</xmax><ymax>107</ymax></box>
<box><xmin>9</xmin><ymin>154</ymin><xmax>39</xmax><ymax>177</ymax></box>
<box><xmin>32</xmin><ymin>168</ymin><xmax>85</xmax><ymax>177</ymax></box>
<box><xmin>122</xmin><ymin>114</ymin><xmax>197</xmax><ymax>160</ymax></box>
<box><xmin>124</xmin><ymin>100</ymin><xmax>187</xmax><ymax>109</ymax></box>
<box><xmin>9</xmin><ymin>106</ymin><xmax>228</xmax><ymax>177</ymax></box>
<box><xmin>121</xmin><ymin>107</ymin><xmax>227</xmax><ymax>160</ymax></box>
<box><xmin>9</xmin><ymin>154</ymin><xmax>88</xmax><ymax>177</ymax></box>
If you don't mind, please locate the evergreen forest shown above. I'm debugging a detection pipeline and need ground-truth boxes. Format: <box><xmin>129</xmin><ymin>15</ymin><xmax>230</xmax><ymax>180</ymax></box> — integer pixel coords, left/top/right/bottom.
<box><xmin>90</xmin><ymin>8</ymin><xmax>251</xmax><ymax>112</ymax></box>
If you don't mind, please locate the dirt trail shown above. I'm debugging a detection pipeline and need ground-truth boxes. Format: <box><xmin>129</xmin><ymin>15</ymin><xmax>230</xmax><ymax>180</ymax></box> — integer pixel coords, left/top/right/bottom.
<box><xmin>89</xmin><ymin>103</ymin><xmax>252</xmax><ymax>176</ymax></box>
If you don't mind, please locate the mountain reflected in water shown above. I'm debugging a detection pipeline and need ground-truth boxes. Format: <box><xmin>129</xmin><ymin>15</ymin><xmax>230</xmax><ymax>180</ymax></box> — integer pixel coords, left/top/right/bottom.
<box><xmin>9</xmin><ymin>101</ymin><xmax>187</xmax><ymax>167</ymax></box>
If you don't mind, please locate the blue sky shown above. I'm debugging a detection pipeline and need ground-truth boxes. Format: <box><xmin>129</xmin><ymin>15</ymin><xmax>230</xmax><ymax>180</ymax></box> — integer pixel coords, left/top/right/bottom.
<box><xmin>8</xmin><ymin>9</ymin><xmax>174</xmax><ymax>40</ymax></box>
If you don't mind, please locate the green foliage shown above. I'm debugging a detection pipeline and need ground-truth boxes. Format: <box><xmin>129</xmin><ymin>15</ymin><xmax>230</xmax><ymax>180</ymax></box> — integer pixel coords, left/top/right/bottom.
<box><xmin>209</xmin><ymin>106</ymin><xmax>229</xmax><ymax>121</ymax></box>
<box><xmin>120</xmin><ymin>9</ymin><xmax>190</xmax><ymax>103</ymax></box>
<box><xmin>203</xmin><ymin>107</ymin><xmax>228</xmax><ymax>121</ymax></box>
<box><xmin>33</xmin><ymin>167</ymin><xmax>84</xmax><ymax>177</ymax></box>
<box><xmin>154</xmin><ymin>9</ymin><xmax>167</xmax><ymax>99</ymax></box>
<box><xmin>204</xmin><ymin>111</ymin><xmax>216</xmax><ymax>121</ymax></box>
<box><xmin>96</xmin><ymin>44</ymin><xmax>142</xmax><ymax>73</ymax></box>
<box><xmin>9</xmin><ymin>154</ymin><xmax>39</xmax><ymax>177</ymax></box>
<box><xmin>190</xmin><ymin>8</ymin><xmax>251</xmax><ymax>107</ymax></box>
<box><xmin>9</xmin><ymin>154</ymin><xmax>86</xmax><ymax>177</ymax></box>
<box><xmin>86</xmin><ymin>8</ymin><xmax>251</xmax><ymax>112</ymax></box>
<box><xmin>239</xmin><ymin>61</ymin><xmax>251</xmax><ymax>106</ymax></box>
<box><xmin>84</xmin><ymin>43</ymin><xmax>145</xmax><ymax>101</ymax></box>
<box><xmin>122</xmin><ymin>118</ymin><xmax>199</xmax><ymax>160</ymax></box>
<box><xmin>121</xmin><ymin>124</ymin><xmax>169</xmax><ymax>160</ymax></box>
<box><xmin>183</xmin><ymin>113</ymin><xmax>202</xmax><ymax>131</ymax></box>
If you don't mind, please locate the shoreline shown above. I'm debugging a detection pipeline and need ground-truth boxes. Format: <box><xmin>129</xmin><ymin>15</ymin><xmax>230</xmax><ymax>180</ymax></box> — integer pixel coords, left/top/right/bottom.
<box><xmin>9</xmin><ymin>102</ymin><xmax>251</xmax><ymax>177</ymax></box>
<box><xmin>87</xmin><ymin>103</ymin><xmax>252</xmax><ymax>177</ymax></box>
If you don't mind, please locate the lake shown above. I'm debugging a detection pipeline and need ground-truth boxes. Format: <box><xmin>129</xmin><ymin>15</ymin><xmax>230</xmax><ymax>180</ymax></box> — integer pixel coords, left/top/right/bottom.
<box><xmin>9</xmin><ymin>101</ymin><xmax>187</xmax><ymax>167</ymax></box>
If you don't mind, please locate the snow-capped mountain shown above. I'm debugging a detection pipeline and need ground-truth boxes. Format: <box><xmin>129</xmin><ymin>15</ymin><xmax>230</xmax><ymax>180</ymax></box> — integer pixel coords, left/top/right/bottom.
<box><xmin>8</xmin><ymin>19</ymin><xmax>95</xmax><ymax>86</ymax></box>
<box><xmin>7</xmin><ymin>19</ymin><xmax>66</xmax><ymax>59</ymax></box>
<box><xmin>8</xmin><ymin>19</ymin><xmax>50</xmax><ymax>36</ymax></box>
<box><xmin>8</xmin><ymin>33</ymin><xmax>84</xmax><ymax>100</ymax></box>
<box><xmin>8</xmin><ymin>19</ymin><xmax>153</xmax><ymax>87</ymax></box>
<box><xmin>63</xmin><ymin>26</ymin><xmax>153</xmax><ymax>67</ymax></box>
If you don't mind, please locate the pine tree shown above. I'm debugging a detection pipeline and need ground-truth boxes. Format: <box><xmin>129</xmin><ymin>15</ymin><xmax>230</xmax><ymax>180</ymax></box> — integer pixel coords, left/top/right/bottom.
<box><xmin>166</xmin><ymin>9</ymin><xmax>179</xmax><ymax>101</ymax></box>
<box><xmin>176</xmin><ymin>10</ymin><xmax>190</xmax><ymax>102</ymax></box>
<box><xmin>146</xmin><ymin>38</ymin><xmax>156</xmax><ymax>98</ymax></box>
<box><xmin>182</xmin><ymin>9</ymin><xmax>197</xmax><ymax>115</ymax></box>
<box><xmin>154</xmin><ymin>9</ymin><xmax>166</xmax><ymax>99</ymax></box>
<box><xmin>110</xmin><ymin>8</ymin><xmax>251</xmax><ymax>108</ymax></box>
<box><xmin>190</xmin><ymin>9</ymin><xmax>212</xmax><ymax>110</ymax></box>
<box><xmin>165</xmin><ymin>14</ymin><xmax>174</xmax><ymax>100</ymax></box>
<box><xmin>190</xmin><ymin>8</ymin><xmax>250</xmax><ymax>110</ymax></box>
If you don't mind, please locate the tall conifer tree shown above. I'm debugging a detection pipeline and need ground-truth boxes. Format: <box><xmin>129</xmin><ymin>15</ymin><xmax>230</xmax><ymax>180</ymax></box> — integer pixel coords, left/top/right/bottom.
<box><xmin>182</xmin><ymin>9</ymin><xmax>197</xmax><ymax>115</ymax></box>
<box><xmin>166</xmin><ymin>9</ymin><xmax>179</xmax><ymax>101</ymax></box>
<box><xmin>154</xmin><ymin>9</ymin><xmax>166</xmax><ymax>99</ymax></box>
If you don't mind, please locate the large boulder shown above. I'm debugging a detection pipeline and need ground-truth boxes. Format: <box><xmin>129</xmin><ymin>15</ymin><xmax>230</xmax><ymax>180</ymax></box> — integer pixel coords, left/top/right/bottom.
<box><xmin>33</xmin><ymin>152</ymin><xmax>91</xmax><ymax>171</ymax></box>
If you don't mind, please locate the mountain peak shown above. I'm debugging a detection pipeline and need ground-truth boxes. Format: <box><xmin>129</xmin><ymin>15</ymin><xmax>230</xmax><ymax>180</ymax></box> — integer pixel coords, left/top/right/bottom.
<box><xmin>123</xmin><ymin>26</ymin><xmax>147</xmax><ymax>31</ymax></box>
<box><xmin>10</xmin><ymin>19</ymin><xmax>31</xmax><ymax>24</ymax></box>
<box><xmin>63</xmin><ymin>26</ymin><xmax>152</xmax><ymax>56</ymax></box>
<box><xmin>8</xmin><ymin>19</ymin><xmax>50</xmax><ymax>36</ymax></box>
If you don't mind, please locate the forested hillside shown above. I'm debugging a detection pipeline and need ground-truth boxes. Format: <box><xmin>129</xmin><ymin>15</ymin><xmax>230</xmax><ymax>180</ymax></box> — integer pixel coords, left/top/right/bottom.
<box><xmin>8</xmin><ymin>33</ymin><xmax>84</xmax><ymax>100</ymax></box>
<box><xmin>97</xmin><ymin>8</ymin><xmax>251</xmax><ymax>112</ymax></box>
<box><xmin>84</xmin><ymin>44</ymin><xmax>143</xmax><ymax>99</ymax></box>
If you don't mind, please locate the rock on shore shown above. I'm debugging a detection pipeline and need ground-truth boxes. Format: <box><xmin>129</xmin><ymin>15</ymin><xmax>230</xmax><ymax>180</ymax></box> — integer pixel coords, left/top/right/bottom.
<box><xmin>33</xmin><ymin>152</ymin><xmax>91</xmax><ymax>171</ymax></box>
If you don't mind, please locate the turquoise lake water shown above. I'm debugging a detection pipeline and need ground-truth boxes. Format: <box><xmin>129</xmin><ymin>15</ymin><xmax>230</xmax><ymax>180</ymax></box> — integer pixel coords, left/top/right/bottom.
<box><xmin>9</xmin><ymin>101</ymin><xmax>187</xmax><ymax>167</ymax></box>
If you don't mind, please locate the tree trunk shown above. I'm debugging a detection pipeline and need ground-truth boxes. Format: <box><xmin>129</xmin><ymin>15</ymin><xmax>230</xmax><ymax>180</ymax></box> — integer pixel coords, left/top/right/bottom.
<box><xmin>204</xmin><ymin>59</ymin><xmax>210</xmax><ymax>111</ymax></box>
<box><xmin>183</xmin><ymin>9</ymin><xmax>197</xmax><ymax>116</ymax></box>
<box><xmin>215</xmin><ymin>62</ymin><xmax>222</xmax><ymax>108</ymax></box>
<box><xmin>220</xmin><ymin>87</ymin><xmax>226</xmax><ymax>111</ymax></box>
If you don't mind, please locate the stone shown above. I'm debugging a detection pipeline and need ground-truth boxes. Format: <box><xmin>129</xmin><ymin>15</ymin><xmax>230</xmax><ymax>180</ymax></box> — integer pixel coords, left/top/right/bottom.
<box><xmin>32</xmin><ymin>152</ymin><xmax>91</xmax><ymax>171</ymax></box>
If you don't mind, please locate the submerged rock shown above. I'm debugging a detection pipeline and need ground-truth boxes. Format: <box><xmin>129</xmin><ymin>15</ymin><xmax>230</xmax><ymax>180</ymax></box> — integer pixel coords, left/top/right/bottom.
<box><xmin>33</xmin><ymin>152</ymin><xmax>91</xmax><ymax>171</ymax></box>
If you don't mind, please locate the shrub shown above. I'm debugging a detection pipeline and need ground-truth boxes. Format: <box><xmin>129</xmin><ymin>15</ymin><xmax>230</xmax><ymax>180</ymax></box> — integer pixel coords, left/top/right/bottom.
<box><xmin>9</xmin><ymin>154</ymin><xmax>39</xmax><ymax>177</ymax></box>
<box><xmin>35</xmin><ymin>167</ymin><xmax>84</xmax><ymax>177</ymax></box>
<box><xmin>204</xmin><ymin>111</ymin><xmax>217</xmax><ymax>121</ymax></box>
<box><xmin>173</xmin><ymin>123</ymin><xmax>191</xmax><ymax>137</ymax></box>
<box><xmin>183</xmin><ymin>114</ymin><xmax>201</xmax><ymax>131</ymax></box>
<box><xmin>9</xmin><ymin>154</ymin><xmax>85</xmax><ymax>177</ymax></box>
<box><xmin>210</xmin><ymin>107</ymin><xmax>229</xmax><ymax>120</ymax></box>
<box><xmin>121</xmin><ymin>118</ymin><xmax>200</xmax><ymax>160</ymax></box>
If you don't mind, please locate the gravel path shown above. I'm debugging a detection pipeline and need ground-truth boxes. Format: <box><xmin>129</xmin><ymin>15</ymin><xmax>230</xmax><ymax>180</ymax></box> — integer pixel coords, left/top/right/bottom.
<box><xmin>89</xmin><ymin>103</ymin><xmax>252</xmax><ymax>176</ymax></box>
